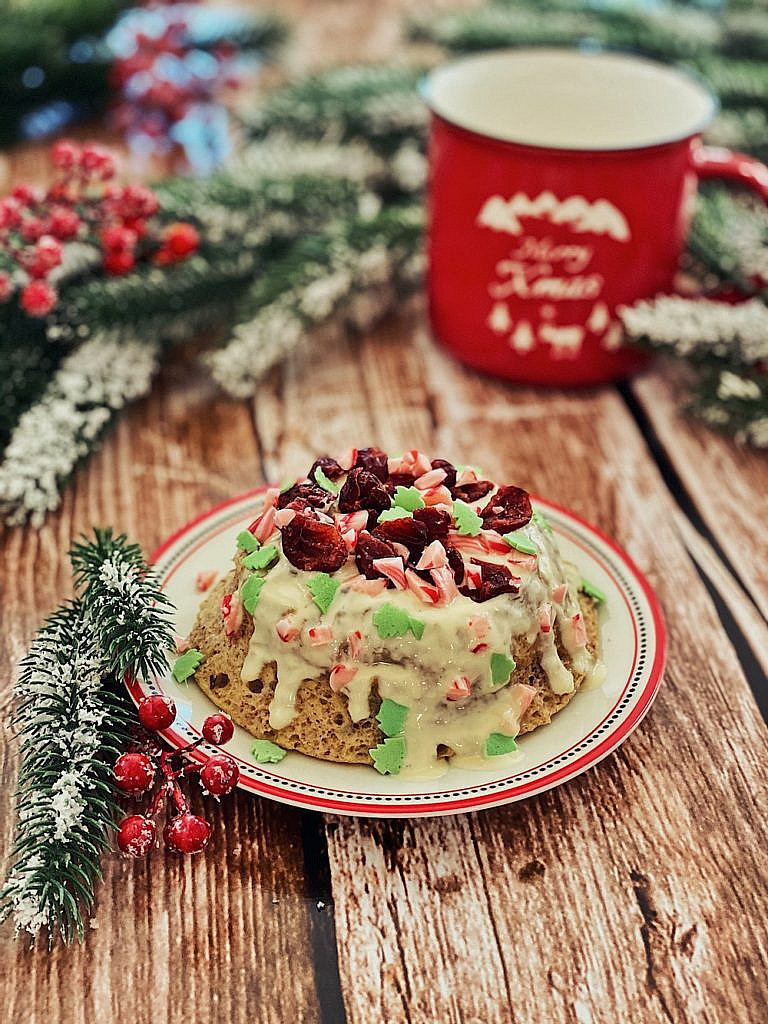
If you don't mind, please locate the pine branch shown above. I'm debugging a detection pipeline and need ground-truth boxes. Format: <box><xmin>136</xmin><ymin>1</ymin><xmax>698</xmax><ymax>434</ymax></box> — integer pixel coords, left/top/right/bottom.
<box><xmin>71</xmin><ymin>527</ymin><xmax>174</xmax><ymax>683</ymax></box>
<box><xmin>0</xmin><ymin>603</ymin><xmax>132</xmax><ymax>946</ymax></box>
<box><xmin>689</xmin><ymin>185</ymin><xmax>768</xmax><ymax>292</ymax></box>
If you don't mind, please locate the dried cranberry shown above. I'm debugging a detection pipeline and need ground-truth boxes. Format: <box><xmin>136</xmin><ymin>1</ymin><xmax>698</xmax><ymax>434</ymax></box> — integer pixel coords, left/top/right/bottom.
<box><xmin>355</xmin><ymin>530</ymin><xmax>397</xmax><ymax>580</ymax></box>
<box><xmin>386</xmin><ymin>471</ymin><xmax>417</xmax><ymax>493</ymax></box>
<box><xmin>479</xmin><ymin>485</ymin><xmax>532</xmax><ymax>533</ymax></box>
<box><xmin>373</xmin><ymin>517</ymin><xmax>428</xmax><ymax>560</ymax></box>
<box><xmin>413</xmin><ymin>506</ymin><xmax>451</xmax><ymax>539</ymax></box>
<box><xmin>353</xmin><ymin>446</ymin><xmax>389</xmax><ymax>481</ymax></box>
<box><xmin>431</xmin><ymin>458</ymin><xmax>457</xmax><ymax>488</ymax></box>
<box><xmin>338</xmin><ymin>468</ymin><xmax>391</xmax><ymax>515</ymax></box>
<box><xmin>452</xmin><ymin>479</ymin><xmax>494</xmax><ymax>502</ymax></box>
<box><xmin>460</xmin><ymin>559</ymin><xmax>520</xmax><ymax>603</ymax></box>
<box><xmin>309</xmin><ymin>455</ymin><xmax>344</xmax><ymax>481</ymax></box>
<box><xmin>278</xmin><ymin>481</ymin><xmax>332</xmax><ymax>510</ymax></box>
<box><xmin>281</xmin><ymin>511</ymin><xmax>348</xmax><ymax>573</ymax></box>
<box><xmin>445</xmin><ymin>545</ymin><xmax>465</xmax><ymax>585</ymax></box>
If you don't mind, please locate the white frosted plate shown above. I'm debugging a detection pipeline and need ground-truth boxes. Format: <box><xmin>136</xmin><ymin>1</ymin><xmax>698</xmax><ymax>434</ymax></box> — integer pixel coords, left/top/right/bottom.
<box><xmin>126</xmin><ymin>488</ymin><xmax>666</xmax><ymax>817</ymax></box>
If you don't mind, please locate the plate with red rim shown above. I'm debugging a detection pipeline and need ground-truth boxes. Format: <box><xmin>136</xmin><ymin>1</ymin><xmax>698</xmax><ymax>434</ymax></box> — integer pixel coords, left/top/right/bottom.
<box><xmin>126</xmin><ymin>486</ymin><xmax>667</xmax><ymax>818</ymax></box>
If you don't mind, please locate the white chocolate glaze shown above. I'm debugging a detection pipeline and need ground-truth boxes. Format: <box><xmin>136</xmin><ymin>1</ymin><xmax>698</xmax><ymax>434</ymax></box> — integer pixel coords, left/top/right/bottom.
<box><xmin>232</xmin><ymin>480</ymin><xmax>603</xmax><ymax>778</ymax></box>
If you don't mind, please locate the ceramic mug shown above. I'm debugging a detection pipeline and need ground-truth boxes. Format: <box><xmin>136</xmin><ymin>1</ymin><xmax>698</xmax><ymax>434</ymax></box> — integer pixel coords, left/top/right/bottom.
<box><xmin>423</xmin><ymin>48</ymin><xmax>768</xmax><ymax>387</ymax></box>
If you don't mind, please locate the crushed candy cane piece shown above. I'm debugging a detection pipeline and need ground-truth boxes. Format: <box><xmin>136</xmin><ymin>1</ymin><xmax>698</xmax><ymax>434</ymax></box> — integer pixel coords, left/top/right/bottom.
<box><xmin>276</xmin><ymin>617</ymin><xmax>300</xmax><ymax>643</ymax></box>
<box><xmin>308</xmin><ymin>624</ymin><xmax>333</xmax><ymax>646</ymax></box>
<box><xmin>405</xmin><ymin>568</ymin><xmax>440</xmax><ymax>604</ymax></box>
<box><xmin>391</xmin><ymin>541</ymin><xmax>411</xmax><ymax>561</ymax></box>
<box><xmin>329</xmin><ymin>664</ymin><xmax>358</xmax><ymax>691</ymax></box>
<box><xmin>422</xmin><ymin>484</ymin><xmax>454</xmax><ymax>507</ymax></box>
<box><xmin>415</xmin><ymin>467</ymin><xmax>447</xmax><ymax>489</ymax></box>
<box><xmin>446</xmin><ymin>676</ymin><xmax>472</xmax><ymax>701</ymax></box>
<box><xmin>468</xmin><ymin>614</ymin><xmax>490</xmax><ymax>640</ymax></box>
<box><xmin>456</xmin><ymin>467</ymin><xmax>479</xmax><ymax>486</ymax></box>
<box><xmin>196</xmin><ymin>570</ymin><xmax>217</xmax><ymax>592</ymax></box>
<box><xmin>221</xmin><ymin>593</ymin><xmax>243</xmax><ymax>636</ymax></box>
<box><xmin>251</xmin><ymin>505</ymin><xmax>277</xmax><ymax>543</ymax></box>
<box><xmin>347</xmin><ymin>630</ymin><xmax>363</xmax><ymax>659</ymax></box>
<box><xmin>174</xmin><ymin>634</ymin><xmax>190</xmax><ymax>654</ymax></box>
<box><xmin>552</xmin><ymin>583</ymin><xmax>568</xmax><ymax>604</ymax></box>
<box><xmin>464</xmin><ymin>563</ymin><xmax>483</xmax><ymax>590</ymax></box>
<box><xmin>337</xmin><ymin>447</ymin><xmax>358</xmax><ymax>471</ymax></box>
<box><xmin>538</xmin><ymin>603</ymin><xmax>553</xmax><ymax>633</ymax></box>
<box><xmin>513</xmin><ymin>683</ymin><xmax>537</xmax><ymax>718</ymax></box>
<box><xmin>431</xmin><ymin>564</ymin><xmax>460</xmax><ymax>605</ymax></box>
<box><xmin>274</xmin><ymin>507</ymin><xmax>297</xmax><ymax>528</ymax></box>
<box><xmin>481</xmin><ymin>529</ymin><xmax>512</xmax><ymax>554</ymax></box>
<box><xmin>447</xmin><ymin>531</ymin><xmax>487</xmax><ymax>556</ymax></box>
<box><xmin>416</xmin><ymin>539</ymin><xmax>448</xmax><ymax>570</ymax></box>
<box><xmin>572</xmin><ymin>612</ymin><xmax>588</xmax><ymax>647</ymax></box>
<box><xmin>348</xmin><ymin>574</ymin><xmax>389</xmax><ymax>595</ymax></box>
<box><xmin>388</xmin><ymin>449</ymin><xmax>431</xmax><ymax>476</ymax></box>
<box><xmin>372</xmin><ymin>555</ymin><xmax>407</xmax><ymax>589</ymax></box>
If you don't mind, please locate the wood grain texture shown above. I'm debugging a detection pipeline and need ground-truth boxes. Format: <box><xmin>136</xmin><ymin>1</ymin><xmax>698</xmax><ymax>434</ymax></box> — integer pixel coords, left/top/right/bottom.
<box><xmin>633</xmin><ymin>367</ymin><xmax>768</xmax><ymax>622</ymax></box>
<box><xmin>255</xmin><ymin>319</ymin><xmax>768</xmax><ymax>1024</ymax></box>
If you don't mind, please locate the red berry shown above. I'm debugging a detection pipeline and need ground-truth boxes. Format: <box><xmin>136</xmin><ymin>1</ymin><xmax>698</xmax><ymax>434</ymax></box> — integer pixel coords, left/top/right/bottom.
<box><xmin>120</xmin><ymin>183</ymin><xmax>159</xmax><ymax>219</ymax></box>
<box><xmin>35</xmin><ymin>235</ymin><xmax>62</xmax><ymax>272</ymax></box>
<box><xmin>104</xmin><ymin>249</ymin><xmax>135</xmax><ymax>276</ymax></box>
<box><xmin>163</xmin><ymin>812</ymin><xmax>212</xmax><ymax>854</ymax></box>
<box><xmin>18</xmin><ymin>250</ymin><xmax>50</xmax><ymax>280</ymax></box>
<box><xmin>20</xmin><ymin>216</ymin><xmax>47</xmax><ymax>243</ymax></box>
<box><xmin>101</xmin><ymin>224</ymin><xmax>136</xmax><ymax>252</ymax></box>
<box><xmin>20</xmin><ymin>280</ymin><xmax>57</xmax><ymax>317</ymax></box>
<box><xmin>200</xmin><ymin>754</ymin><xmax>239</xmax><ymax>796</ymax></box>
<box><xmin>49</xmin><ymin>206</ymin><xmax>80</xmax><ymax>240</ymax></box>
<box><xmin>202</xmin><ymin>713</ymin><xmax>234</xmax><ymax>746</ymax></box>
<box><xmin>138</xmin><ymin>694</ymin><xmax>176</xmax><ymax>731</ymax></box>
<box><xmin>80</xmin><ymin>143</ymin><xmax>116</xmax><ymax>179</ymax></box>
<box><xmin>12</xmin><ymin>184</ymin><xmax>41</xmax><ymax>206</ymax></box>
<box><xmin>0</xmin><ymin>271</ymin><xmax>13</xmax><ymax>302</ymax></box>
<box><xmin>117</xmin><ymin>814</ymin><xmax>156</xmax><ymax>857</ymax></box>
<box><xmin>0</xmin><ymin>197</ymin><xmax>22</xmax><ymax>229</ymax></box>
<box><xmin>114</xmin><ymin>751</ymin><xmax>155</xmax><ymax>794</ymax></box>
<box><xmin>51</xmin><ymin>139</ymin><xmax>80</xmax><ymax>171</ymax></box>
<box><xmin>163</xmin><ymin>222</ymin><xmax>199</xmax><ymax>259</ymax></box>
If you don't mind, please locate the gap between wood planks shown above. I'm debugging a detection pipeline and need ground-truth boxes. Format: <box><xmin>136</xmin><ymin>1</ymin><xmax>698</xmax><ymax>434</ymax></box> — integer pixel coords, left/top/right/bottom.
<box><xmin>618</xmin><ymin>382</ymin><xmax>768</xmax><ymax>721</ymax></box>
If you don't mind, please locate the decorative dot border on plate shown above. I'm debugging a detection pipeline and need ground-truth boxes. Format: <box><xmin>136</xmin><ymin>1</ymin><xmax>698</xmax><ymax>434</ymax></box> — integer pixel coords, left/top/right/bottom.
<box><xmin>126</xmin><ymin>487</ymin><xmax>666</xmax><ymax>818</ymax></box>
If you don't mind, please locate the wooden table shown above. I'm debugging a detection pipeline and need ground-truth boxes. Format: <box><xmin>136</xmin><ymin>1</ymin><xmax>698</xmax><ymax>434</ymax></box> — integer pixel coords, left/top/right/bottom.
<box><xmin>2</xmin><ymin>3</ymin><xmax>768</xmax><ymax>1022</ymax></box>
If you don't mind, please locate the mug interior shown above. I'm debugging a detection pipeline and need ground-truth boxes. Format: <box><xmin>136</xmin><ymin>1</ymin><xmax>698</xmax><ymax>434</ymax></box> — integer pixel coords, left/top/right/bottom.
<box><xmin>423</xmin><ymin>48</ymin><xmax>716</xmax><ymax>151</ymax></box>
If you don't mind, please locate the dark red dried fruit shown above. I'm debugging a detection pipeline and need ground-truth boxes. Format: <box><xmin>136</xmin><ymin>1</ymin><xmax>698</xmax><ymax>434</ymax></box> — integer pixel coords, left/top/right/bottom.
<box><xmin>338</xmin><ymin>468</ymin><xmax>391</xmax><ymax>515</ymax></box>
<box><xmin>386</xmin><ymin>471</ymin><xmax>416</xmax><ymax>493</ymax></box>
<box><xmin>479</xmin><ymin>485</ymin><xmax>532</xmax><ymax>533</ymax></box>
<box><xmin>278</xmin><ymin>481</ymin><xmax>332</xmax><ymax>510</ymax></box>
<box><xmin>355</xmin><ymin>530</ymin><xmax>397</xmax><ymax>580</ymax></box>
<box><xmin>452</xmin><ymin>480</ymin><xmax>494</xmax><ymax>503</ymax></box>
<box><xmin>445</xmin><ymin>544</ymin><xmax>465</xmax><ymax>585</ymax></box>
<box><xmin>281</xmin><ymin>511</ymin><xmax>348</xmax><ymax>573</ymax></box>
<box><xmin>430</xmin><ymin>458</ymin><xmax>457</xmax><ymax>488</ymax></box>
<box><xmin>460</xmin><ymin>558</ymin><xmax>520</xmax><ymax>603</ymax></box>
<box><xmin>353</xmin><ymin>446</ymin><xmax>389</xmax><ymax>481</ymax></box>
<box><xmin>373</xmin><ymin>516</ymin><xmax>428</xmax><ymax>560</ymax></box>
<box><xmin>413</xmin><ymin>506</ymin><xmax>451</xmax><ymax>539</ymax></box>
<box><xmin>309</xmin><ymin>455</ymin><xmax>344</xmax><ymax>482</ymax></box>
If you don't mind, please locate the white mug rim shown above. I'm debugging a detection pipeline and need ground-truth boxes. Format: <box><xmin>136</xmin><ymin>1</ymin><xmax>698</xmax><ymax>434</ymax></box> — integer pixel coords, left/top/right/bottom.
<box><xmin>421</xmin><ymin>47</ymin><xmax>719</xmax><ymax>153</ymax></box>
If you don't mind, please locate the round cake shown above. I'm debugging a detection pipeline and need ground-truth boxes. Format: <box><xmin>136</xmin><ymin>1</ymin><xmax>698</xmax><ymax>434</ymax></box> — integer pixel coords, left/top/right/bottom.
<box><xmin>184</xmin><ymin>447</ymin><xmax>604</xmax><ymax>777</ymax></box>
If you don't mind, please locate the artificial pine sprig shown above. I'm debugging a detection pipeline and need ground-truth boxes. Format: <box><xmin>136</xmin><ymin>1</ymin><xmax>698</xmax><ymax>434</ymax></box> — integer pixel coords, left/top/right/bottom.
<box><xmin>1</xmin><ymin>531</ymin><xmax>175</xmax><ymax>945</ymax></box>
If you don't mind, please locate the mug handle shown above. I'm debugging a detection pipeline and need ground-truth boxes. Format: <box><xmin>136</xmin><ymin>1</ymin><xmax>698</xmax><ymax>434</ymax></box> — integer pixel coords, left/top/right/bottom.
<box><xmin>691</xmin><ymin>144</ymin><xmax>768</xmax><ymax>201</ymax></box>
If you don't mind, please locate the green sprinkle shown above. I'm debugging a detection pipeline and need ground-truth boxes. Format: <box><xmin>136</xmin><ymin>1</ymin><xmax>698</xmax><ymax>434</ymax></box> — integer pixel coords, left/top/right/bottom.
<box><xmin>485</xmin><ymin>733</ymin><xmax>518</xmax><ymax>757</ymax></box>
<box><xmin>370</xmin><ymin>735</ymin><xmax>406</xmax><ymax>775</ymax></box>
<box><xmin>307</xmin><ymin>572</ymin><xmax>340</xmax><ymax>614</ymax></box>
<box><xmin>453</xmin><ymin>499</ymin><xmax>483</xmax><ymax>536</ymax></box>
<box><xmin>251</xmin><ymin>739</ymin><xmax>287</xmax><ymax>764</ymax></box>
<box><xmin>236</xmin><ymin>530</ymin><xmax>260</xmax><ymax>553</ymax></box>
<box><xmin>172</xmin><ymin>649</ymin><xmax>203</xmax><ymax>683</ymax></box>
<box><xmin>372</xmin><ymin>603</ymin><xmax>425</xmax><ymax>640</ymax></box>
<box><xmin>377</xmin><ymin>698</ymin><xmax>408</xmax><ymax>737</ymax></box>
<box><xmin>279</xmin><ymin>477</ymin><xmax>296</xmax><ymax>494</ymax></box>
<box><xmin>503</xmin><ymin>530</ymin><xmax>538</xmax><ymax>555</ymax></box>
<box><xmin>392</xmin><ymin>485</ymin><xmax>424</xmax><ymax>511</ymax></box>
<box><xmin>580</xmin><ymin>577</ymin><xmax>606</xmax><ymax>604</ymax></box>
<box><xmin>532</xmin><ymin>506</ymin><xmax>553</xmax><ymax>535</ymax></box>
<box><xmin>490</xmin><ymin>652</ymin><xmax>516</xmax><ymax>687</ymax></box>
<box><xmin>241</xmin><ymin>574</ymin><xmax>267</xmax><ymax>613</ymax></box>
<box><xmin>243</xmin><ymin>545</ymin><xmax>279</xmax><ymax>571</ymax></box>
<box><xmin>314</xmin><ymin>466</ymin><xmax>340</xmax><ymax>494</ymax></box>
<box><xmin>378</xmin><ymin>506</ymin><xmax>412</xmax><ymax>523</ymax></box>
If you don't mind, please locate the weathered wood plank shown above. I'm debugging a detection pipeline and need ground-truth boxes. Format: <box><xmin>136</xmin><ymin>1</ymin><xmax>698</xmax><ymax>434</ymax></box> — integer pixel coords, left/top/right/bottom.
<box><xmin>633</xmin><ymin>367</ymin><xmax>768</xmax><ymax>623</ymax></box>
<box><xmin>0</xmin><ymin>346</ymin><xmax>324</xmax><ymax>1024</ymax></box>
<box><xmin>258</xmin><ymin>318</ymin><xmax>768</xmax><ymax>1024</ymax></box>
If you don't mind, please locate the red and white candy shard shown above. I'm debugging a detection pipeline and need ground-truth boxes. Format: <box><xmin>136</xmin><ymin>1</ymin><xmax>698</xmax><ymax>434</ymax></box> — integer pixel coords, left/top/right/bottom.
<box><xmin>196</xmin><ymin>570</ymin><xmax>217</xmax><ymax>592</ymax></box>
<box><xmin>330</xmin><ymin>664</ymin><xmax>358</xmax><ymax>692</ymax></box>
<box><xmin>221</xmin><ymin>593</ymin><xmax>243</xmax><ymax>636</ymax></box>
<box><xmin>446</xmin><ymin>676</ymin><xmax>472</xmax><ymax>701</ymax></box>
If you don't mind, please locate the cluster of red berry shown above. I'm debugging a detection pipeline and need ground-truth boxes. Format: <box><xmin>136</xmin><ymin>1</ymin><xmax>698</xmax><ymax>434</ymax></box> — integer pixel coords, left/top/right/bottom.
<box><xmin>0</xmin><ymin>139</ymin><xmax>200</xmax><ymax>318</ymax></box>
<box><xmin>114</xmin><ymin>695</ymin><xmax>239</xmax><ymax>857</ymax></box>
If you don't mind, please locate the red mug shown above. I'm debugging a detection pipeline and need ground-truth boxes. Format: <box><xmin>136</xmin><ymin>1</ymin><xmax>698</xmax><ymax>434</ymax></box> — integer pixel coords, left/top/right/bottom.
<box><xmin>423</xmin><ymin>48</ymin><xmax>768</xmax><ymax>387</ymax></box>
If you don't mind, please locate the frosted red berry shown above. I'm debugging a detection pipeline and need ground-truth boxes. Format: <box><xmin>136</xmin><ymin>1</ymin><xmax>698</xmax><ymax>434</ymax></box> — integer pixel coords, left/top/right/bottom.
<box><xmin>20</xmin><ymin>280</ymin><xmax>57</xmax><ymax>317</ymax></box>
<box><xmin>117</xmin><ymin>814</ymin><xmax>156</xmax><ymax>857</ymax></box>
<box><xmin>200</xmin><ymin>754</ymin><xmax>239</xmax><ymax>796</ymax></box>
<box><xmin>34</xmin><ymin>235</ymin><xmax>63</xmax><ymax>272</ymax></box>
<box><xmin>51</xmin><ymin>139</ymin><xmax>80</xmax><ymax>171</ymax></box>
<box><xmin>101</xmin><ymin>224</ymin><xmax>136</xmax><ymax>251</ymax></box>
<box><xmin>104</xmin><ymin>249</ymin><xmax>135</xmax><ymax>276</ymax></box>
<box><xmin>20</xmin><ymin>216</ymin><xmax>47</xmax><ymax>243</ymax></box>
<box><xmin>114</xmin><ymin>751</ymin><xmax>156</xmax><ymax>794</ymax></box>
<box><xmin>138</xmin><ymin>694</ymin><xmax>176</xmax><ymax>731</ymax></box>
<box><xmin>202</xmin><ymin>713</ymin><xmax>234</xmax><ymax>746</ymax></box>
<box><xmin>48</xmin><ymin>206</ymin><xmax>80</xmax><ymax>240</ymax></box>
<box><xmin>164</xmin><ymin>812</ymin><xmax>212</xmax><ymax>854</ymax></box>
